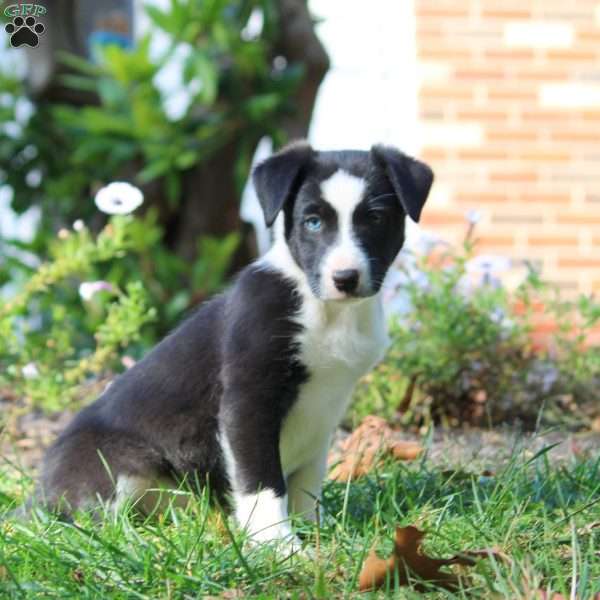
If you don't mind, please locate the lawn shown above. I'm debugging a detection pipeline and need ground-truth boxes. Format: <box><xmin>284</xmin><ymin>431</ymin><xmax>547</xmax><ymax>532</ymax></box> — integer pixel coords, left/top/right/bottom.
<box><xmin>1</xmin><ymin>436</ymin><xmax>599</xmax><ymax>598</ymax></box>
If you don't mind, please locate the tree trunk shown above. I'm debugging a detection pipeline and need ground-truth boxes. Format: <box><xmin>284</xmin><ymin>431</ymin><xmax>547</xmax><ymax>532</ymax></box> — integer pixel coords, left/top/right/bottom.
<box><xmin>274</xmin><ymin>0</ymin><xmax>330</xmax><ymax>141</ymax></box>
<box><xmin>172</xmin><ymin>139</ymin><xmax>259</xmax><ymax>269</ymax></box>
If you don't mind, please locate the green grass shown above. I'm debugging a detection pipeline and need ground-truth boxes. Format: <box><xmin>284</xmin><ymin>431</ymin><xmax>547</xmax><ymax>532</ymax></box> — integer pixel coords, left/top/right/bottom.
<box><xmin>1</xmin><ymin>439</ymin><xmax>599</xmax><ymax>598</ymax></box>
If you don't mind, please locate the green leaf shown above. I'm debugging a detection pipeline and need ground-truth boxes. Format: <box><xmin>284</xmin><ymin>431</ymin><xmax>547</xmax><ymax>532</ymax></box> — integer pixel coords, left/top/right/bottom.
<box><xmin>174</xmin><ymin>150</ymin><xmax>198</xmax><ymax>170</ymax></box>
<box><xmin>137</xmin><ymin>159</ymin><xmax>172</xmax><ymax>183</ymax></box>
<box><xmin>184</xmin><ymin>53</ymin><xmax>219</xmax><ymax>106</ymax></box>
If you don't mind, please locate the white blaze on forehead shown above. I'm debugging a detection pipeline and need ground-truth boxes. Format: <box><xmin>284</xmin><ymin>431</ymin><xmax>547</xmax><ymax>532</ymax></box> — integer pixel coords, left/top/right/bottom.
<box><xmin>320</xmin><ymin>170</ymin><xmax>366</xmax><ymax>216</ymax></box>
<box><xmin>319</xmin><ymin>170</ymin><xmax>370</xmax><ymax>298</ymax></box>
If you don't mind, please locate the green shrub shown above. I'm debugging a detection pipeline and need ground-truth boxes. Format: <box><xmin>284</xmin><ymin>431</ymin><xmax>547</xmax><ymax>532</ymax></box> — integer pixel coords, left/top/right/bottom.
<box><xmin>0</xmin><ymin>211</ymin><xmax>155</xmax><ymax>412</ymax></box>
<box><xmin>352</xmin><ymin>226</ymin><xmax>600</xmax><ymax>430</ymax></box>
<box><xmin>0</xmin><ymin>0</ymin><xmax>300</xmax><ymax>339</ymax></box>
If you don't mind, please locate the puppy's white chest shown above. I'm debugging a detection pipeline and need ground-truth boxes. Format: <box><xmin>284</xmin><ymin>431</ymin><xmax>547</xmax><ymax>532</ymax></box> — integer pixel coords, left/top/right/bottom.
<box><xmin>279</xmin><ymin>298</ymin><xmax>389</xmax><ymax>475</ymax></box>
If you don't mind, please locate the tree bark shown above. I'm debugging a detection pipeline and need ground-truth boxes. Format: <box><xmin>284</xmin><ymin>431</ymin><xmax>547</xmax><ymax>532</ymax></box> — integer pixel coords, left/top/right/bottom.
<box><xmin>274</xmin><ymin>0</ymin><xmax>330</xmax><ymax>141</ymax></box>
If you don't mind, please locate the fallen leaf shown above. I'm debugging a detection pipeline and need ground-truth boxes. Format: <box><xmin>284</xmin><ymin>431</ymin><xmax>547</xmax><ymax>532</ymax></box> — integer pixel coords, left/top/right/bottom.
<box><xmin>577</xmin><ymin>521</ymin><xmax>600</xmax><ymax>536</ymax></box>
<box><xmin>392</xmin><ymin>442</ymin><xmax>423</xmax><ymax>461</ymax></box>
<box><xmin>71</xmin><ymin>569</ymin><xmax>85</xmax><ymax>584</ymax></box>
<box><xmin>204</xmin><ymin>590</ymin><xmax>245</xmax><ymax>599</ymax></box>
<box><xmin>328</xmin><ymin>416</ymin><xmax>422</xmax><ymax>481</ymax></box>
<box><xmin>536</xmin><ymin>591</ymin><xmax>567</xmax><ymax>600</ymax></box>
<box><xmin>358</xmin><ymin>526</ymin><xmax>498</xmax><ymax>592</ymax></box>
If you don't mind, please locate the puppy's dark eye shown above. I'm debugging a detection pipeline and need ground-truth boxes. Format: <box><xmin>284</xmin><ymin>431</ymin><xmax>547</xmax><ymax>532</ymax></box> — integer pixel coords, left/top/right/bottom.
<box><xmin>368</xmin><ymin>209</ymin><xmax>384</xmax><ymax>224</ymax></box>
<box><xmin>304</xmin><ymin>216</ymin><xmax>322</xmax><ymax>232</ymax></box>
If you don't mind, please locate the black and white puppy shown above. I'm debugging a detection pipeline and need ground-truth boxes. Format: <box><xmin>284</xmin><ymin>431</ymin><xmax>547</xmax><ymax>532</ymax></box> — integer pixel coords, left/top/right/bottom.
<box><xmin>36</xmin><ymin>142</ymin><xmax>433</xmax><ymax>547</ymax></box>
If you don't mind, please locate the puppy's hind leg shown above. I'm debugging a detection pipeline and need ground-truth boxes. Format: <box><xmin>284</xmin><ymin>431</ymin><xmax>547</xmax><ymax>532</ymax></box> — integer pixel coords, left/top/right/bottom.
<box><xmin>112</xmin><ymin>473</ymin><xmax>191</xmax><ymax>516</ymax></box>
<box><xmin>36</xmin><ymin>426</ymin><xmax>169</xmax><ymax>517</ymax></box>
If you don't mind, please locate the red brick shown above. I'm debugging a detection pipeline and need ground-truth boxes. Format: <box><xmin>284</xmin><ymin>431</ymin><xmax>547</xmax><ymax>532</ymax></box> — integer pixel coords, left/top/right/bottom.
<box><xmin>552</xmin><ymin>131</ymin><xmax>600</xmax><ymax>142</ymax></box>
<box><xmin>476</xmin><ymin>235</ymin><xmax>516</xmax><ymax>248</ymax></box>
<box><xmin>458</xmin><ymin>149</ymin><xmax>508</xmax><ymax>160</ymax></box>
<box><xmin>455</xmin><ymin>192</ymin><xmax>508</xmax><ymax>204</ymax></box>
<box><xmin>455</xmin><ymin>68</ymin><xmax>504</xmax><ymax>80</ymax></box>
<box><xmin>484</xmin><ymin>49</ymin><xmax>534</xmax><ymax>61</ymax></box>
<box><xmin>520</xmin><ymin>193</ymin><xmax>571</xmax><ymax>204</ymax></box>
<box><xmin>416</xmin><ymin>7</ymin><xmax>469</xmax><ymax>18</ymax></box>
<box><xmin>520</xmin><ymin>151</ymin><xmax>571</xmax><ymax>162</ymax></box>
<box><xmin>529</xmin><ymin>236</ymin><xmax>578</xmax><ymax>247</ymax></box>
<box><xmin>558</xmin><ymin>258</ymin><xmax>600</xmax><ymax>268</ymax></box>
<box><xmin>419</xmin><ymin>48</ymin><xmax>472</xmax><ymax>60</ymax></box>
<box><xmin>577</xmin><ymin>29</ymin><xmax>600</xmax><ymax>43</ymax></box>
<box><xmin>489</xmin><ymin>171</ymin><xmax>538</xmax><ymax>182</ymax></box>
<box><xmin>482</xmin><ymin>9</ymin><xmax>531</xmax><ymax>18</ymax></box>
<box><xmin>580</xmin><ymin>110</ymin><xmax>600</xmax><ymax>121</ymax></box>
<box><xmin>487</xmin><ymin>88</ymin><xmax>537</xmax><ymax>101</ymax></box>
<box><xmin>420</xmin><ymin>148</ymin><xmax>450</xmax><ymax>161</ymax></box>
<box><xmin>522</xmin><ymin>110</ymin><xmax>570</xmax><ymax>122</ymax></box>
<box><xmin>558</xmin><ymin>214</ymin><xmax>600</xmax><ymax>224</ymax></box>
<box><xmin>515</xmin><ymin>68</ymin><xmax>569</xmax><ymax>80</ymax></box>
<box><xmin>456</xmin><ymin>109</ymin><xmax>506</xmax><ymax>121</ymax></box>
<box><xmin>486</xmin><ymin>129</ymin><xmax>538</xmax><ymax>142</ymax></box>
<box><xmin>547</xmin><ymin>49</ymin><xmax>597</xmax><ymax>61</ymax></box>
<box><xmin>492</xmin><ymin>214</ymin><xmax>544</xmax><ymax>224</ymax></box>
<box><xmin>420</xmin><ymin>211</ymin><xmax>469</xmax><ymax>226</ymax></box>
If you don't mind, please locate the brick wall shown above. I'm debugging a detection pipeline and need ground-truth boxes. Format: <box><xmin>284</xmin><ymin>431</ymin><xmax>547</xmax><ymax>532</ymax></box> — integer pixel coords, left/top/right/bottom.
<box><xmin>415</xmin><ymin>0</ymin><xmax>600</xmax><ymax>296</ymax></box>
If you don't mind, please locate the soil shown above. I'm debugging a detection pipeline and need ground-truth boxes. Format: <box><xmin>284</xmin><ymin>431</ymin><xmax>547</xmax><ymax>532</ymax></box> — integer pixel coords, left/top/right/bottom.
<box><xmin>2</xmin><ymin>406</ymin><xmax>599</xmax><ymax>479</ymax></box>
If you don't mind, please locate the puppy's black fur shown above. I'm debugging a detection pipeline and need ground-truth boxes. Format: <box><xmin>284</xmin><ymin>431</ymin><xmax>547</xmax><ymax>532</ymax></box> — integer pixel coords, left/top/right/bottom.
<box><xmin>40</xmin><ymin>269</ymin><xmax>305</xmax><ymax>508</ymax></box>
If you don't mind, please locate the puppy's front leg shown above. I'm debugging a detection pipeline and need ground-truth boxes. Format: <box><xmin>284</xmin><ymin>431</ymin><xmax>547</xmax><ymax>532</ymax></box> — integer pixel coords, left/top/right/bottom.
<box><xmin>220</xmin><ymin>401</ymin><xmax>297</xmax><ymax>547</ymax></box>
<box><xmin>288</xmin><ymin>443</ymin><xmax>329</xmax><ymax>523</ymax></box>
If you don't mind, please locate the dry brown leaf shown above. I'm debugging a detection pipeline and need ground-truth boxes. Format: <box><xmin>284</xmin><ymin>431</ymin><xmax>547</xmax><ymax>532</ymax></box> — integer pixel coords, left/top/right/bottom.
<box><xmin>328</xmin><ymin>416</ymin><xmax>422</xmax><ymax>481</ymax></box>
<box><xmin>577</xmin><ymin>521</ymin><xmax>600</xmax><ymax>536</ymax></box>
<box><xmin>204</xmin><ymin>590</ymin><xmax>245</xmax><ymax>599</ymax></box>
<box><xmin>71</xmin><ymin>569</ymin><xmax>85</xmax><ymax>584</ymax></box>
<box><xmin>536</xmin><ymin>592</ymin><xmax>567</xmax><ymax>600</ymax></box>
<box><xmin>358</xmin><ymin>526</ymin><xmax>500</xmax><ymax>592</ymax></box>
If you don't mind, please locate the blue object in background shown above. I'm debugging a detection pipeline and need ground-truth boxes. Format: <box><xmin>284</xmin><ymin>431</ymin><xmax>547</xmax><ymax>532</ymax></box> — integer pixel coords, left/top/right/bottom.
<box><xmin>88</xmin><ymin>30</ymin><xmax>133</xmax><ymax>62</ymax></box>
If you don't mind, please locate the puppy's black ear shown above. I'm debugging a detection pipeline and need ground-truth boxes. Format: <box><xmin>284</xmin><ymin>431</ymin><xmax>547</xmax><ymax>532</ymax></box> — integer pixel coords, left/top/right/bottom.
<box><xmin>252</xmin><ymin>141</ymin><xmax>313</xmax><ymax>228</ymax></box>
<box><xmin>371</xmin><ymin>145</ymin><xmax>434</xmax><ymax>223</ymax></box>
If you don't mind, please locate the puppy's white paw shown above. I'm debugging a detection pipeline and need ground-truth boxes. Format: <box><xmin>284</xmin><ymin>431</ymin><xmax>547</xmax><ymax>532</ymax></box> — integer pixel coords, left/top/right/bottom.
<box><xmin>246</xmin><ymin>523</ymin><xmax>300</xmax><ymax>553</ymax></box>
<box><xmin>236</xmin><ymin>490</ymin><xmax>292</xmax><ymax>541</ymax></box>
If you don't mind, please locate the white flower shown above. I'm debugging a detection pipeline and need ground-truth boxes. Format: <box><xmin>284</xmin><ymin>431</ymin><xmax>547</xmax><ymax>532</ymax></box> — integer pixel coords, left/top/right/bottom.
<box><xmin>73</xmin><ymin>219</ymin><xmax>85</xmax><ymax>232</ymax></box>
<box><xmin>241</xmin><ymin>8</ymin><xmax>264</xmax><ymax>41</ymax></box>
<box><xmin>79</xmin><ymin>280</ymin><xmax>114</xmax><ymax>301</ymax></box>
<box><xmin>94</xmin><ymin>182</ymin><xmax>143</xmax><ymax>215</ymax></box>
<box><xmin>121</xmin><ymin>355</ymin><xmax>136</xmax><ymax>369</ymax></box>
<box><xmin>22</xmin><ymin>362</ymin><xmax>39</xmax><ymax>379</ymax></box>
<box><xmin>465</xmin><ymin>209</ymin><xmax>483</xmax><ymax>225</ymax></box>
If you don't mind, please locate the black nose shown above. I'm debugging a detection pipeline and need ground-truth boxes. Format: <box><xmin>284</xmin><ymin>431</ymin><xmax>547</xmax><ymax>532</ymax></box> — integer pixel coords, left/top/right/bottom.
<box><xmin>332</xmin><ymin>269</ymin><xmax>360</xmax><ymax>293</ymax></box>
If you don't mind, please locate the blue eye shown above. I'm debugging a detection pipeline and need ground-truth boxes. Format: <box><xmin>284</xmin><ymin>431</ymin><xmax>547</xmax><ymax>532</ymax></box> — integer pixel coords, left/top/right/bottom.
<box><xmin>304</xmin><ymin>216</ymin><xmax>322</xmax><ymax>231</ymax></box>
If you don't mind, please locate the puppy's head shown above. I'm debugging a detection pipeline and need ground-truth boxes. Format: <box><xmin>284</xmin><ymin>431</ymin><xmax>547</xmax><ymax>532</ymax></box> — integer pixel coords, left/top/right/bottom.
<box><xmin>253</xmin><ymin>141</ymin><xmax>433</xmax><ymax>301</ymax></box>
